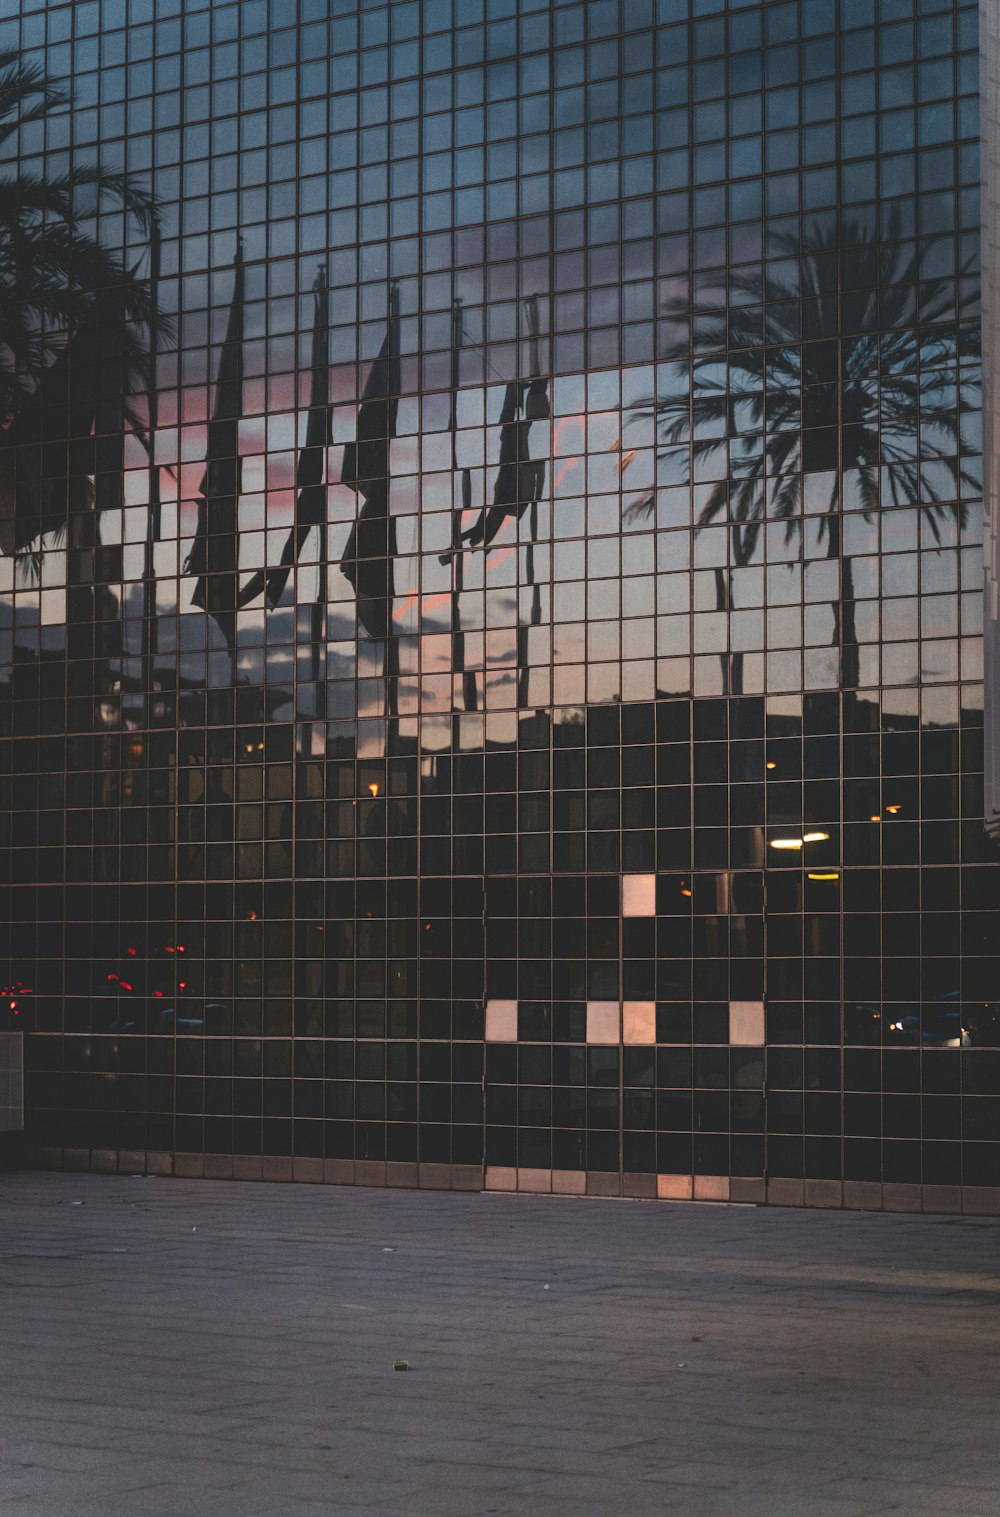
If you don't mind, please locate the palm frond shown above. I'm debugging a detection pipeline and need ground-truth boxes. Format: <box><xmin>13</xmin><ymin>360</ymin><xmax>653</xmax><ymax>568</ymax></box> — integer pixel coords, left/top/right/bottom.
<box><xmin>0</xmin><ymin>54</ymin><xmax>167</xmax><ymax>564</ymax></box>
<box><xmin>639</xmin><ymin>211</ymin><xmax>974</xmax><ymax>569</ymax></box>
<box><xmin>0</xmin><ymin>51</ymin><xmax>67</xmax><ymax>152</ymax></box>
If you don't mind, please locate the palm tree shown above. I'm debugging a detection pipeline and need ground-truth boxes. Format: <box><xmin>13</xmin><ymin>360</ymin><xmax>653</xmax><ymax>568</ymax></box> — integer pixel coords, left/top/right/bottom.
<box><xmin>638</xmin><ymin>213</ymin><xmax>979</xmax><ymax>689</ymax></box>
<box><xmin>0</xmin><ymin>49</ymin><xmax>162</xmax><ymax>596</ymax></box>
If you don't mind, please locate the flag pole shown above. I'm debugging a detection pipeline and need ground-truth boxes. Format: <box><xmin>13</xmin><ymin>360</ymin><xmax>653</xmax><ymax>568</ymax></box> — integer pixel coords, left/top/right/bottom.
<box><xmin>517</xmin><ymin>294</ymin><xmax>545</xmax><ymax>711</ymax></box>
<box><xmin>310</xmin><ymin>264</ymin><xmax>328</xmax><ymax>704</ymax></box>
<box><xmin>141</xmin><ymin>222</ymin><xmax>161</xmax><ymax>722</ymax></box>
<box><xmin>449</xmin><ymin>298</ymin><xmax>477</xmax><ymax>751</ymax></box>
<box><xmin>384</xmin><ymin>281</ymin><xmax>400</xmax><ymax>755</ymax></box>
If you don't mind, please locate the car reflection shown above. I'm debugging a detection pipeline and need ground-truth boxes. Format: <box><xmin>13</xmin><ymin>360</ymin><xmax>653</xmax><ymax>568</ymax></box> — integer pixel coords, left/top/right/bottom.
<box><xmin>106</xmin><ymin>1003</ymin><xmax>230</xmax><ymax>1038</ymax></box>
<box><xmin>846</xmin><ymin>995</ymin><xmax>1000</xmax><ymax>1048</ymax></box>
<box><xmin>886</xmin><ymin>997</ymin><xmax>969</xmax><ymax>1049</ymax></box>
<box><xmin>152</xmin><ymin>1004</ymin><xmax>208</xmax><ymax>1035</ymax></box>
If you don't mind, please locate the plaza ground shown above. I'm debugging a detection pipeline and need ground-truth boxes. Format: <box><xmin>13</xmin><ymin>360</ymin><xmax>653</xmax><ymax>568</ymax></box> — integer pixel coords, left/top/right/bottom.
<box><xmin>0</xmin><ymin>1171</ymin><xmax>997</xmax><ymax>1516</ymax></box>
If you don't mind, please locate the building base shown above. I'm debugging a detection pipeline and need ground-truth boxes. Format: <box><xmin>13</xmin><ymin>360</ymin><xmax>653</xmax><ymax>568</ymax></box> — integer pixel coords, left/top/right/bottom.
<box><xmin>13</xmin><ymin>1146</ymin><xmax>1000</xmax><ymax>1216</ymax></box>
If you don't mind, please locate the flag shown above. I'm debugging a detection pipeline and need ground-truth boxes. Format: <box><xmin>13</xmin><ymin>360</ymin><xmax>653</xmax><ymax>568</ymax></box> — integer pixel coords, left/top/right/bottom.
<box><xmin>460</xmin><ymin>373</ymin><xmax>549</xmax><ymax>552</ymax></box>
<box><xmin>184</xmin><ymin>245</ymin><xmax>244</xmax><ymax>650</ymax></box>
<box><xmin>239</xmin><ymin>267</ymin><xmax>330</xmax><ymax>611</ymax></box>
<box><xmin>339</xmin><ymin>286</ymin><xmax>400</xmax><ymax>642</ymax></box>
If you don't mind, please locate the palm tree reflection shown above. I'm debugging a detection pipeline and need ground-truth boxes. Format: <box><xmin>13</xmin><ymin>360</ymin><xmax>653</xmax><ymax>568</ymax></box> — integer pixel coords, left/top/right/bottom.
<box><xmin>0</xmin><ymin>48</ymin><xmax>166</xmax><ymax>732</ymax></box>
<box><xmin>641</xmin><ymin>213</ymin><xmax>979</xmax><ymax>688</ymax></box>
<box><xmin>0</xmin><ymin>51</ymin><xmax>162</xmax><ymax>574</ymax></box>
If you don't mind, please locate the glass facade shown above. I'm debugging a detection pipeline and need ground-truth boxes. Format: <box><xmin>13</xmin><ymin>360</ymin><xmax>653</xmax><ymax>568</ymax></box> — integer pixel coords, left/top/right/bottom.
<box><xmin>1</xmin><ymin>0</ymin><xmax>998</xmax><ymax>1209</ymax></box>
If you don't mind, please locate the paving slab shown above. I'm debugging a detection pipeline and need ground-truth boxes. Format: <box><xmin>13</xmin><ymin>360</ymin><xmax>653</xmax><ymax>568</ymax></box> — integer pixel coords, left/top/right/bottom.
<box><xmin>0</xmin><ymin>1172</ymin><xmax>997</xmax><ymax>1515</ymax></box>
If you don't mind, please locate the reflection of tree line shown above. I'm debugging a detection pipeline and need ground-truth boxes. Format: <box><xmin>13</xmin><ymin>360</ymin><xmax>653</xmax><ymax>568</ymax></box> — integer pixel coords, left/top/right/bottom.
<box><xmin>0</xmin><ymin>53</ymin><xmax>980</xmax><ymax>745</ymax></box>
<box><xmin>0</xmin><ymin>58</ymin><xmax>490</xmax><ymax>749</ymax></box>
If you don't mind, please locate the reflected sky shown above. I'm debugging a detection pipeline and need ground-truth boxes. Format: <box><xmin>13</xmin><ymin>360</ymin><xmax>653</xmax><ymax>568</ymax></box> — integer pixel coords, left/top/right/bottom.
<box><xmin>0</xmin><ymin>1</ymin><xmax>986</xmax><ymax>756</ymax></box>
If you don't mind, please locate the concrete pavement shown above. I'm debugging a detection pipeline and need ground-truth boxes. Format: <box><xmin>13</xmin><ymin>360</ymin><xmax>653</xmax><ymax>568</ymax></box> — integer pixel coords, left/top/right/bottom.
<box><xmin>0</xmin><ymin>1172</ymin><xmax>997</xmax><ymax>1516</ymax></box>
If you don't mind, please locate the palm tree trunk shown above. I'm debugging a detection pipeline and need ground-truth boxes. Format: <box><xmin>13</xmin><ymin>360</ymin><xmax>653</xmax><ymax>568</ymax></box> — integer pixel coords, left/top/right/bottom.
<box><xmin>826</xmin><ymin>511</ymin><xmax>859</xmax><ymax>689</ymax></box>
<box><xmin>66</xmin><ymin>489</ymin><xmax>99</xmax><ymax>701</ymax></box>
<box><xmin>141</xmin><ymin>225</ymin><xmax>161</xmax><ymax>722</ymax></box>
<box><xmin>448</xmin><ymin>298</ymin><xmax>477</xmax><ymax>749</ymax></box>
<box><xmin>716</xmin><ymin>547</ymin><xmax>743</xmax><ymax>698</ymax></box>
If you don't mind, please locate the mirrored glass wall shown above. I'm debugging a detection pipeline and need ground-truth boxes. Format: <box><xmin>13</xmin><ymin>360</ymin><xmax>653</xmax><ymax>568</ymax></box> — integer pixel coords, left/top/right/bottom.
<box><xmin>1</xmin><ymin>0</ymin><xmax>998</xmax><ymax>1207</ymax></box>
